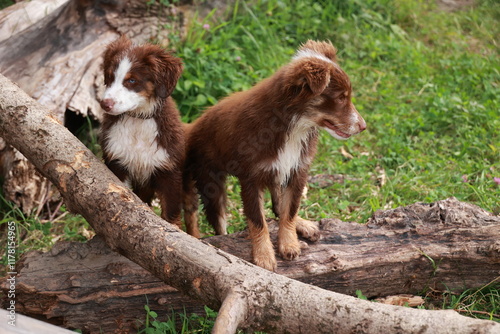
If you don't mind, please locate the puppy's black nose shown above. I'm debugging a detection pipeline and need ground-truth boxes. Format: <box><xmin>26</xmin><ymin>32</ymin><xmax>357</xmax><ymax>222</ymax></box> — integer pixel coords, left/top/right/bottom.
<box><xmin>100</xmin><ymin>99</ymin><xmax>115</xmax><ymax>112</ymax></box>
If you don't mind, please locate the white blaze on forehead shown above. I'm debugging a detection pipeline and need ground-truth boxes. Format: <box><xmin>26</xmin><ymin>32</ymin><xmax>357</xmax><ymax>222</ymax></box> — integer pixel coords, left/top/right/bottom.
<box><xmin>113</xmin><ymin>57</ymin><xmax>132</xmax><ymax>88</ymax></box>
<box><xmin>105</xmin><ymin>116</ymin><xmax>171</xmax><ymax>185</ymax></box>
<box><xmin>103</xmin><ymin>57</ymin><xmax>147</xmax><ymax>115</ymax></box>
<box><xmin>293</xmin><ymin>49</ymin><xmax>341</xmax><ymax>71</ymax></box>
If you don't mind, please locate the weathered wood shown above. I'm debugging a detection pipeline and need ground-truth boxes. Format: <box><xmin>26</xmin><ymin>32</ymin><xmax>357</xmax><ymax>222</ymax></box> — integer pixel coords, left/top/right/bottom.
<box><xmin>211</xmin><ymin>197</ymin><xmax>500</xmax><ymax>297</ymax></box>
<box><xmin>3</xmin><ymin>237</ymin><xmax>201</xmax><ymax>333</ymax></box>
<box><xmin>0</xmin><ymin>0</ymin><xmax>113</xmax><ymax>211</ymax></box>
<box><xmin>1</xmin><ymin>74</ymin><xmax>499</xmax><ymax>334</ymax></box>
<box><xmin>0</xmin><ymin>0</ymin><xmax>68</xmax><ymax>44</ymax></box>
<box><xmin>0</xmin><ymin>138</ymin><xmax>51</xmax><ymax>213</ymax></box>
<box><xmin>0</xmin><ymin>309</ymin><xmax>76</xmax><ymax>334</ymax></box>
<box><xmin>2</xmin><ymin>197</ymin><xmax>499</xmax><ymax>333</ymax></box>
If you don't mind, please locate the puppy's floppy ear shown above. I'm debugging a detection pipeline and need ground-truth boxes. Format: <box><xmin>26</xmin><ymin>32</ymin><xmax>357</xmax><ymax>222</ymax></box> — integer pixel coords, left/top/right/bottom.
<box><xmin>146</xmin><ymin>46</ymin><xmax>183</xmax><ymax>99</ymax></box>
<box><xmin>288</xmin><ymin>57</ymin><xmax>332</xmax><ymax>96</ymax></box>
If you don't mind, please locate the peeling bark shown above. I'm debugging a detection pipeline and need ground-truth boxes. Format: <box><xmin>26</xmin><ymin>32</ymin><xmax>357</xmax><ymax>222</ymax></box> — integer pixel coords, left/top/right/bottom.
<box><xmin>0</xmin><ymin>142</ymin><xmax>51</xmax><ymax>213</ymax></box>
<box><xmin>1</xmin><ymin>74</ymin><xmax>499</xmax><ymax>333</ymax></box>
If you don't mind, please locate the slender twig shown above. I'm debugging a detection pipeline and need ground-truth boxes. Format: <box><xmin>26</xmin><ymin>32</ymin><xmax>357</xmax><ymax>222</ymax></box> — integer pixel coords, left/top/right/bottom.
<box><xmin>49</xmin><ymin>199</ymin><xmax>65</xmax><ymax>222</ymax></box>
<box><xmin>454</xmin><ymin>309</ymin><xmax>499</xmax><ymax>319</ymax></box>
<box><xmin>34</xmin><ymin>179</ymin><xmax>49</xmax><ymax>219</ymax></box>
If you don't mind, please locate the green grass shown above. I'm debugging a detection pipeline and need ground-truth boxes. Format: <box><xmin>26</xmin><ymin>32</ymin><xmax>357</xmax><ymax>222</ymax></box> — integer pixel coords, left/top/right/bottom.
<box><xmin>1</xmin><ymin>0</ymin><xmax>499</xmax><ymax>331</ymax></box>
<box><xmin>438</xmin><ymin>281</ymin><xmax>500</xmax><ymax>322</ymax></box>
<box><xmin>0</xmin><ymin>195</ymin><xmax>93</xmax><ymax>268</ymax></box>
<box><xmin>170</xmin><ymin>0</ymin><xmax>499</xmax><ymax>231</ymax></box>
<box><xmin>0</xmin><ymin>0</ymin><xmax>13</xmax><ymax>10</ymax></box>
<box><xmin>138</xmin><ymin>305</ymin><xmax>217</xmax><ymax>334</ymax></box>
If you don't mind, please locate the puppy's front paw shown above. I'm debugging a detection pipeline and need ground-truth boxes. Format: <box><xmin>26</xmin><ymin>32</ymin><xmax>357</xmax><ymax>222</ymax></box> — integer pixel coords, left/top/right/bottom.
<box><xmin>278</xmin><ymin>240</ymin><xmax>301</xmax><ymax>261</ymax></box>
<box><xmin>253</xmin><ymin>253</ymin><xmax>277</xmax><ymax>272</ymax></box>
<box><xmin>253</xmin><ymin>247</ymin><xmax>277</xmax><ymax>271</ymax></box>
<box><xmin>251</xmin><ymin>235</ymin><xmax>277</xmax><ymax>271</ymax></box>
<box><xmin>295</xmin><ymin>217</ymin><xmax>320</xmax><ymax>242</ymax></box>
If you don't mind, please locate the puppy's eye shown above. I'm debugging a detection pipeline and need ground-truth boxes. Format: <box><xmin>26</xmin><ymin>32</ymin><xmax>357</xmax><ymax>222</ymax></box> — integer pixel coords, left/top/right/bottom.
<box><xmin>336</xmin><ymin>91</ymin><xmax>350</xmax><ymax>103</ymax></box>
<box><xmin>336</xmin><ymin>95</ymin><xmax>346</xmax><ymax>103</ymax></box>
<box><xmin>127</xmin><ymin>78</ymin><xmax>136</xmax><ymax>84</ymax></box>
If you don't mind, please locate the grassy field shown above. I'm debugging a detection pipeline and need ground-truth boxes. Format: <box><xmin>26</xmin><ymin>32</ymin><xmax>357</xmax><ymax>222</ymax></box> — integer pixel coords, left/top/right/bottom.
<box><xmin>1</xmin><ymin>0</ymin><xmax>499</xmax><ymax>331</ymax></box>
<box><xmin>171</xmin><ymin>0</ymin><xmax>499</xmax><ymax>229</ymax></box>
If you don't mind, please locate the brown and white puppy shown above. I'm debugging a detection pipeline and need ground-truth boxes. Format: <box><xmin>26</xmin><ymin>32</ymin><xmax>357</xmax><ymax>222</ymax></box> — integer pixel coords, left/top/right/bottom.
<box><xmin>184</xmin><ymin>40</ymin><xmax>366</xmax><ymax>271</ymax></box>
<box><xmin>99</xmin><ymin>35</ymin><xmax>187</xmax><ymax>230</ymax></box>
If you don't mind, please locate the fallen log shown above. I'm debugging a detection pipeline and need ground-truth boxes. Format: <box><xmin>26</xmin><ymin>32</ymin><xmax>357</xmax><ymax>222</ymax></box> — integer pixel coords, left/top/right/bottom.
<box><xmin>3</xmin><ymin>197</ymin><xmax>500</xmax><ymax>333</ymax></box>
<box><xmin>1</xmin><ymin>74</ymin><xmax>499</xmax><ymax>333</ymax></box>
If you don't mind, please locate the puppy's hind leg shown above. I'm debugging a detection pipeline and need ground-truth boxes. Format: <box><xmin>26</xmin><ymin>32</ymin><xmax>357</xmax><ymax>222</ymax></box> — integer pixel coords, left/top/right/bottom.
<box><xmin>269</xmin><ymin>184</ymin><xmax>282</xmax><ymax>219</ymax></box>
<box><xmin>295</xmin><ymin>216</ymin><xmax>320</xmax><ymax>242</ymax></box>
<box><xmin>182</xmin><ymin>173</ymin><xmax>201</xmax><ymax>238</ymax></box>
<box><xmin>156</xmin><ymin>170</ymin><xmax>183</xmax><ymax>230</ymax></box>
<box><xmin>241</xmin><ymin>179</ymin><xmax>276</xmax><ymax>271</ymax></box>
<box><xmin>196</xmin><ymin>168</ymin><xmax>228</xmax><ymax>235</ymax></box>
<box><xmin>134</xmin><ymin>181</ymin><xmax>155</xmax><ymax>205</ymax></box>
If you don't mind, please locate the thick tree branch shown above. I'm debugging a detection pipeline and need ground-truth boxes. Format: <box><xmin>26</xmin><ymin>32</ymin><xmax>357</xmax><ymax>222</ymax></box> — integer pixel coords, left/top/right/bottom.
<box><xmin>0</xmin><ymin>74</ymin><xmax>498</xmax><ymax>333</ymax></box>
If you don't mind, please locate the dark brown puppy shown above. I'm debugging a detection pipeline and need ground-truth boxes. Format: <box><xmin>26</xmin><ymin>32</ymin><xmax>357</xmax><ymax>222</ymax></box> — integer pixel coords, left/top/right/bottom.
<box><xmin>99</xmin><ymin>35</ymin><xmax>191</xmax><ymax>231</ymax></box>
<box><xmin>185</xmin><ymin>40</ymin><xmax>366</xmax><ymax>270</ymax></box>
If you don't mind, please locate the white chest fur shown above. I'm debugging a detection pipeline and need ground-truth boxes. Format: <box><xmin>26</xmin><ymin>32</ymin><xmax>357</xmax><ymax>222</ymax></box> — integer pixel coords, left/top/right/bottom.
<box><xmin>105</xmin><ymin>116</ymin><xmax>170</xmax><ymax>185</ymax></box>
<box><xmin>265</xmin><ymin>117</ymin><xmax>316</xmax><ymax>186</ymax></box>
